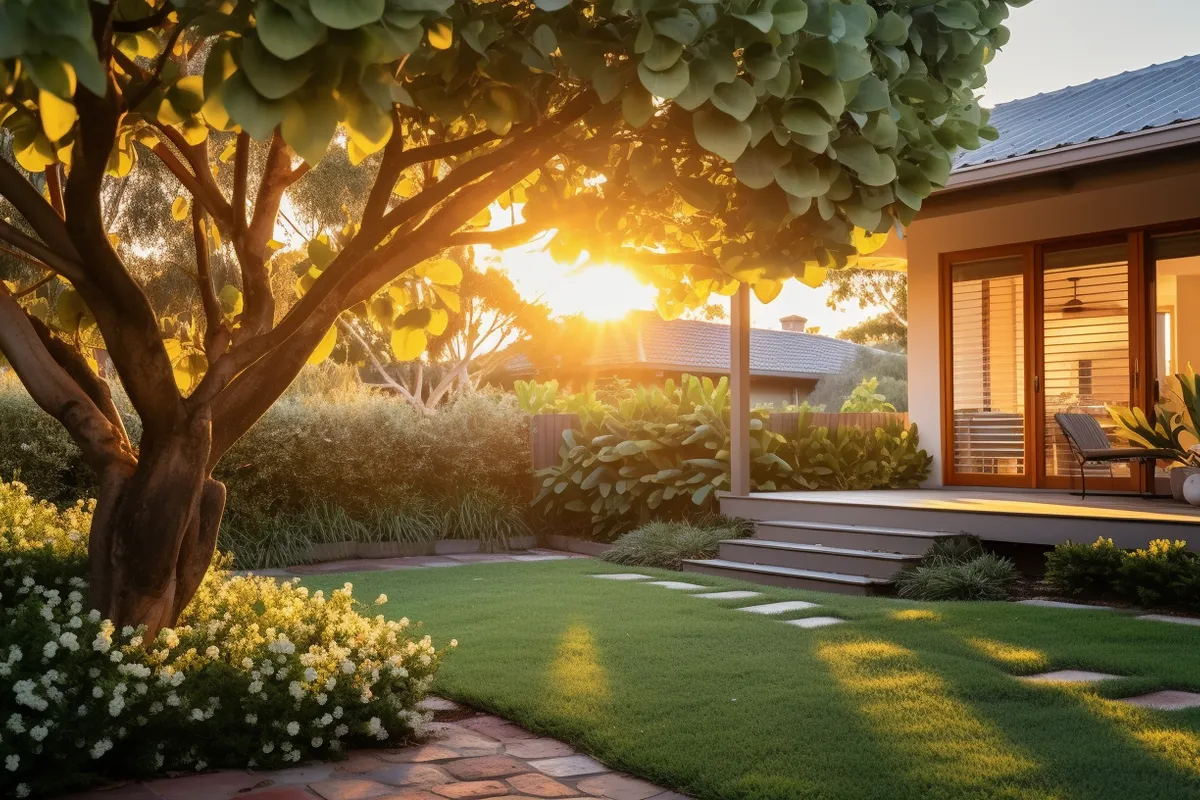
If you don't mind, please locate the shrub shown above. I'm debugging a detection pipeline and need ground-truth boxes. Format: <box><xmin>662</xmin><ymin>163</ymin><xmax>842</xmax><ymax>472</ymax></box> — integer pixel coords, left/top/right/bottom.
<box><xmin>896</xmin><ymin>538</ymin><xmax>1018</xmax><ymax>601</ymax></box>
<box><xmin>0</xmin><ymin>481</ymin><xmax>450</xmax><ymax>798</ymax></box>
<box><xmin>601</xmin><ymin>519</ymin><xmax>746</xmax><ymax>571</ymax></box>
<box><xmin>1045</xmin><ymin>537</ymin><xmax>1200</xmax><ymax>610</ymax></box>
<box><xmin>1044</xmin><ymin>537</ymin><xmax>1125</xmax><ymax>598</ymax></box>
<box><xmin>441</xmin><ymin>488</ymin><xmax>532</xmax><ymax>551</ymax></box>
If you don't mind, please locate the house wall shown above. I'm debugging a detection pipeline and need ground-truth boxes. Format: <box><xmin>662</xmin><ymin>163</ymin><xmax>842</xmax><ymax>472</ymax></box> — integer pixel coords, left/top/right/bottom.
<box><xmin>906</xmin><ymin>151</ymin><xmax>1200</xmax><ymax>485</ymax></box>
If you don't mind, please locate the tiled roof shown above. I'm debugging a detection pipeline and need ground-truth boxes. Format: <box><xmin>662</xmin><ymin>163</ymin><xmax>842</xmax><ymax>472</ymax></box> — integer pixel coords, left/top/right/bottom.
<box><xmin>496</xmin><ymin>312</ymin><xmax>867</xmax><ymax>380</ymax></box>
<box><xmin>954</xmin><ymin>54</ymin><xmax>1200</xmax><ymax>170</ymax></box>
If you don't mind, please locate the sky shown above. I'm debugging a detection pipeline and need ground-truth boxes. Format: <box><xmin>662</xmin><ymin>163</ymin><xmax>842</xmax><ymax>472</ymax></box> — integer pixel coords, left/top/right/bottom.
<box><xmin>494</xmin><ymin>0</ymin><xmax>1200</xmax><ymax>335</ymax></box>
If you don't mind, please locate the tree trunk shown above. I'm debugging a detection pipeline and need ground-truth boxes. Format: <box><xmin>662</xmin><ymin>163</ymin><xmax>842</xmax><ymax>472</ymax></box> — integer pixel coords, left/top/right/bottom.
<box><xmin>88</xmin><ymin>407</ymin><xmax>226</xmax><ymax>638</ymax></box>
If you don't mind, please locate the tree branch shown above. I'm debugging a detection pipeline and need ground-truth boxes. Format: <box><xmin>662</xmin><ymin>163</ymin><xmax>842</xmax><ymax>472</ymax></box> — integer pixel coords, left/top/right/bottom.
<box><xmin>0</xmin><ymin>157</ymin><xmax>80</xmax><ymax>262</ymax></box>
<box><xmin>150</xmin><ymin>141</ymin><xmax>234</xmax><ymax>228</ymax></box>
<box><xmin>0</xmin><ymin>219</ymin><xmax>88</xmax><ymax>285</ymax></box>
<box><xmin>232</xmin><ymin>132</ymin><xmax>250</xmax><ymax>234</ymax></box>
<box><xmin>192</xmin><ymin>206</ymin><xmax>226</xmax><ymax>354</ymax></box>
<box><xmin>13</xmin><ymin>271</ymin><xmax>56</xmax><ymax>299</ymax></box>
<box><xmin>45</xmin><ymin>165</ymin><xmax>65</xmax><ymax>218</ymax></box>
<box><xmin>112</xmin><ymin>1</ymin><xmax>173</xmax><ymax>32</ymax></box>
<box><xmin>153</xmin><ymin>125</ymin><xmax>234</xmax><ymax>228</ymax></box>
<box><xmin>337</xmin><ymin>317</ymin><xmax>421</xmax><ymax>407</ymax></box>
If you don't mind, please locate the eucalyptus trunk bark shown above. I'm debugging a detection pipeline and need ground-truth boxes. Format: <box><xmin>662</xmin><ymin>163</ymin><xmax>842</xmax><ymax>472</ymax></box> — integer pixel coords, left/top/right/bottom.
<box><xmin>88</xmin><ymin>408</ymin><xmax>226</xmax><ymax>639</ymax></box>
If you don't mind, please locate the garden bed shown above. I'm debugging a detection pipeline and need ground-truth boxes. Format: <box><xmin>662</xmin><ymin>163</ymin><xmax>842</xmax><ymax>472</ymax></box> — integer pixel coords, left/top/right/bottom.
<box><xmin>306</xmin><ymin>536</ymin><xmax>539</xmax><ymax>563</ymax></box>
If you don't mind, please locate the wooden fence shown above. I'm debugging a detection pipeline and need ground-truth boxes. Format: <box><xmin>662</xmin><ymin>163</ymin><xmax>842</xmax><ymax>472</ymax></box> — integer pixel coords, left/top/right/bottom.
<box><xmin>529</xmin><ymin>411</ymin><xmax>910</xmax><ymax>470</ymax></box>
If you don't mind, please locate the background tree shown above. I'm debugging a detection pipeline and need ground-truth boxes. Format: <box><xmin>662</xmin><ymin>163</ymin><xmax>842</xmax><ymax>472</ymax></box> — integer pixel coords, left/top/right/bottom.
<box><xmin>0</xmin><ymin>0</ymin><xmax>1024</xmax><ymax>633</ymax></box>
<box><xmin>827</xmin><ymin>267</ymin><xmax>907</xmax><ymax>346</ymax></box>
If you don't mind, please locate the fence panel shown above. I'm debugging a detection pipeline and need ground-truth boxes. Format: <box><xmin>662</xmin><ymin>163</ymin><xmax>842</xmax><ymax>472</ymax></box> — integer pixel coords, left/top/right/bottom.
<box><xmin>529</xmin><ymin>413</ymin><xmax>581</xmax><ymax>470</ymax></box>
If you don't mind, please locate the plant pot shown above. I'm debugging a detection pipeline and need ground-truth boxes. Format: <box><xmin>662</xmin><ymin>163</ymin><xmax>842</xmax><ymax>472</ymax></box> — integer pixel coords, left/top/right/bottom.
<box><xmin>307</xmin><ymin>541</ymin><xmax>357</xmax><ymax>563</ymax></box>
<box><xmin>1170</xmin><ymin>467</ymin><xmax>1200</xmax><ymax>502</ymax></box>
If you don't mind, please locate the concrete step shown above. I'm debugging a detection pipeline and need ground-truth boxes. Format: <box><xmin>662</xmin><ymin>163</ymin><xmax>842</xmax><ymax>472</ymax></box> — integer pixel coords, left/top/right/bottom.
<box><xmin>754</xmin><ymin>520</ymin><xmax>954</xmax><ymax>556</ymax></box>
<box><xmin>681</xmin><ymin>558</ymin><xmax>892</xmax><ymax>596</ymax></box>
<box><xmin>718</xmin><ymin>539</ymin><xmax>920</xmax><ymax>579</ymax></box>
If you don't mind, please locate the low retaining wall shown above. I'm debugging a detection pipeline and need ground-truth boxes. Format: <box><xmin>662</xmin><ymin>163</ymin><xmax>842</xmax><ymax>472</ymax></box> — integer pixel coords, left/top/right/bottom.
<box><xmin>305</xmin><ymin>535</ymin><xmax>539</xmax><ymax>564</ymax></box>
<box><xmin>543</xmin><ymin>534</ymin><xmax>613</xmax><ymax>557</ymax></box>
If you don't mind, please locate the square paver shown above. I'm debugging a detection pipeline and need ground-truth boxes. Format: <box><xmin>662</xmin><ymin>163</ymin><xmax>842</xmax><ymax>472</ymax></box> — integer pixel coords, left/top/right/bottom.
<box><xmin>1021</xmin><ymin>670</ymin><xmax>1123</xmax><ymax>684</ymax></box>
<box><xmin>693</xmin><ymin>591</ymin><xmax>762</xmax><ymax>600</ymax></box>
<box><xmin>784</xmin><ymin>616</ymin><xmax>844</xmax><ymax>629</ymax></box>
<box><xmin>1137</xmin><ymin>614</ymin><xmax>1200</xmax><ymax>627</ymax></box>
<box><xmin>739</xmin><ymin>601</ymin><xmax>819</xmax><ymax>615</ymax></box>
<box><xmin>1119</xmin><ymin>690</ymin><xmax>1200</xmax><ymax>711</ymax></box>
<box><xmin>527</xmin><ymin>755</ymin><xmax>609</xmax><ymax>778</ymax></box>
<box><xmin>590</xmin><ymin>573</ymin><xmax>652</xmax><ymax>581</ymax></box>
<box><xmin>576</xmin><ymin>773</ymin><xmax>663</xmax><ymax>800</ymax></box>
<box><xmin>644</xmin><ymin>581</ymin><xmax>707</xmax><ymax>591</ymax></box>
<box><xmin>1017</xmin><ymin>600</ymin><xmax>1112</xmax><ymax>610</ymax></box>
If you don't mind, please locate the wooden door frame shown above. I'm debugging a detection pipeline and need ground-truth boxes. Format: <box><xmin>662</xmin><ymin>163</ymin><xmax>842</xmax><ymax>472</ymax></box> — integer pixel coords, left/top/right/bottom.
<box><xmin>939</xmin><ymin>244</ymin><xmax>1037</xmax><ymax>488</ymax></box>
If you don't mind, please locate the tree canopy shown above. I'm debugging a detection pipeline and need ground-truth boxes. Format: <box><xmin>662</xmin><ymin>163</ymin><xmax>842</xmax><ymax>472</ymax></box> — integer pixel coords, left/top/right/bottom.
<box><xmin>0</xmin><ymin>0</ymin><xmax>1027</xmax><ymax>630</ymax></box>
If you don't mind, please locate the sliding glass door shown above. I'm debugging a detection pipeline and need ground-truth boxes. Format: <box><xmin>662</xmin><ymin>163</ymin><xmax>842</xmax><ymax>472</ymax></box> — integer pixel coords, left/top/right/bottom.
<box><xmin>944</xmin><ymin>238</ymin><xmax>1143</xmax><ymax>490</ymax></box>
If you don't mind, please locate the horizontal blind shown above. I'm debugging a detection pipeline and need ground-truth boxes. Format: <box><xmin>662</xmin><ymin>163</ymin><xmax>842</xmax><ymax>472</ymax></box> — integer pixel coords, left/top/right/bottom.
<box><xmin>950</xmin><ymin>256</ymin><xmax>1026</xmax><ymax>476</ymax></box>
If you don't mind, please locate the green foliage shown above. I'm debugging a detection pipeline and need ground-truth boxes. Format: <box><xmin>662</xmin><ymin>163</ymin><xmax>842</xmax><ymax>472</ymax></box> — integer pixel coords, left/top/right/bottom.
<box><xmin>3</xmin><ymin>0</ymin><xmax>1024</xmax><ymax>314</ymax></box>
<box><xmin>827</xmin><ymin>268</ymin><xmax>907</xmax><ymax>346</ymax></box>
<box><xmin>809</xmin><ymin>347</ymin><xmax>908</xmax><ymax>412</ymax></box>
<box><xmin>895</xmin><ymin>537</ymin><xmax>1018</xmax><ymax>601</ymax></box>
<box><xmin>1044</xmin><ymin>537</ymin><xmax>1125</xmax><ymax>599</ymax></box>
<box><xmin>0</xmin><ymin>480</ymin><xmax>447</xmax><ymax>798</ymax></box>
<box><xmin>1108</xmin><ymin>365</ymin><xmax>1200</xmax><ymax>466</ymax></box>
<box><xmin>532</xmin><ymin>375</ymin><xmax>930</xmax><ymax>538</ymax></box>
<box><xmin>838</xmin><ymin>376</ymin><xmax>897</xmax><ymax>412</ymax></box>
<box><xmin>442</xmin><ymin>488</ymin><xmax>532</xmax><ymax>551</ymax></box>
<box><xmin>1045</xmin><ymin>537</ymin><xmax>1200</xmax><ymax>611</ymax></box>
<box><xmin>601</xmin><ymin>519</ymin><xmax>746</xmax><ymax>571</ymax></box>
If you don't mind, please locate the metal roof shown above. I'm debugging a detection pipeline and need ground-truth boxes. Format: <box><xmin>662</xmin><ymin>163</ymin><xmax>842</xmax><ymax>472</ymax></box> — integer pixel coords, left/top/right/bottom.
<box><xmin>954</xmin><ymin>54</ymin><xmax>1200</xmax><ymax>170</ymax></box>
<box><xmin>580</xmin><ymin>312</ymin><xmax>871</xmax><ymax>379</ymax></box>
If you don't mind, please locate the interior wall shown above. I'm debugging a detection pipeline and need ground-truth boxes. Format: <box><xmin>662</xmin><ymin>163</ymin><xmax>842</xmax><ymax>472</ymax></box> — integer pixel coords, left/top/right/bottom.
<box><xmin>906</xmin><ymin>157</ymin><xmax>1200</xmax><ymax>486</ymax></box>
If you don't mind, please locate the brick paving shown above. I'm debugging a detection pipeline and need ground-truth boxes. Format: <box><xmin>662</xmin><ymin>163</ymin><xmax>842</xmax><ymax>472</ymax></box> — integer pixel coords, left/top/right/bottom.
<box><xmin>60</xmin><ymin>699</ymin><xmax>690</xmax><ymax>800</ymax></box>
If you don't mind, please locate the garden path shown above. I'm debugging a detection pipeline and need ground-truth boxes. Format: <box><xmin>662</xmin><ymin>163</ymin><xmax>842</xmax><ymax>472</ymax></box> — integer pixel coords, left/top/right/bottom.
<box><xmin>61</xmin><ymin>698</ymin><xmax>688</xmax><ymax>800</ymax></box>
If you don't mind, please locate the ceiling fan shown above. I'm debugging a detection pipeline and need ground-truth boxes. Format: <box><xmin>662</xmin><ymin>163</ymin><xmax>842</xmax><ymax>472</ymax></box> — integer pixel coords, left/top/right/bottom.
<box><xmin>1053</xmin><ymin>277</ymin><xmax>1127</xmax><ymax>319</ymax></box>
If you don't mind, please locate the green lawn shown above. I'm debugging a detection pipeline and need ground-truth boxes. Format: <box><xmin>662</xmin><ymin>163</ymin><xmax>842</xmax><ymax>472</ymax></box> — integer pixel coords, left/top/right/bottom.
<box><xmin>304</xmin><ymin>559</ymin><xmax>1200</xmax><ymax>800</ymax></box>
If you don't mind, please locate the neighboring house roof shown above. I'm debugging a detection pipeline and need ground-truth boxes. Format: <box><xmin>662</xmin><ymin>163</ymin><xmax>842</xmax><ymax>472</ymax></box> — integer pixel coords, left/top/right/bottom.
<box><xmin>950</xmin><ymin>54</ymin><xmax>1200</xmax><ymax>183</ymax></box>
<box><xmin>506</xmin><ymin>312</ymin><xmax>873</xmax><ymax>381</ymax></box>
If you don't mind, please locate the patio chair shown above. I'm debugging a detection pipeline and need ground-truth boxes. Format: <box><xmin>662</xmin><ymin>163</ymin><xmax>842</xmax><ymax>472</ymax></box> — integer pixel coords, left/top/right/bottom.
<box><xmin>1054</xmin><ymin>413</ymin><xmax>1176</xmax><ymax>499</ymax></box>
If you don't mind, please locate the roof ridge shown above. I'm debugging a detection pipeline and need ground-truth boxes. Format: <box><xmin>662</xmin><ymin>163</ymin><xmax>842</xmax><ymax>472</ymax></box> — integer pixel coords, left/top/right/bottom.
<box><xmin>986</xmin><ymin>52</ymin><xmax>1200</xmax><ymax>111</ymax></box>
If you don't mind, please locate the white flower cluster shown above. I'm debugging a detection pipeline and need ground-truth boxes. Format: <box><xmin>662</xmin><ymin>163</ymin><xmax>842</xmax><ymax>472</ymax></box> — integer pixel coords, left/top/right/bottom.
<box><xmin>0</xmin><ymin>481</ymin><xmax>449</xmax><ymax>798</ymax></box>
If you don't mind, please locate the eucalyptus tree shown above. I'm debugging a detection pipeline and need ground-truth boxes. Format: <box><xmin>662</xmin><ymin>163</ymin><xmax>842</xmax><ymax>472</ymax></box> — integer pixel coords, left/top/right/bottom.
<box><xmin>0</xmin><ymin>0</ymin><xmax>1026</xmax><ymax>633</ymax></box>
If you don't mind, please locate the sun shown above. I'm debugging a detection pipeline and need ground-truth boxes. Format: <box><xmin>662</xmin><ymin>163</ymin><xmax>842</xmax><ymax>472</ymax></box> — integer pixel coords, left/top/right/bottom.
<box><xmin>571</xmin><ymin>264</ymin><xmax>656</xmax><ymax>321</ymax></box>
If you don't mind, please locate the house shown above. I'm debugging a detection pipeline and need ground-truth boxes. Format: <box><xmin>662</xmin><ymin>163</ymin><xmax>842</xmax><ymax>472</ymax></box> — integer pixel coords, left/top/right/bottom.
<box><xmin>500</xmin><ymin>310</ymin><xmax>877</xmax><ymax>408</ymax></box>
<box><xmin>691</xmin><ymin>56</ymin><xmax>1200</xmax><ymax>592</ymax></box>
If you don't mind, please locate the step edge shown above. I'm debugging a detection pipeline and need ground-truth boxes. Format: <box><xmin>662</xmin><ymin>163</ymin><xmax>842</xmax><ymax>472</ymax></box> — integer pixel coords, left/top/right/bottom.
<box><xmin>722</xmin><ymin>539</ymin><xmax>922</xmax><ymax>560</ymax></box>
<box><xmin>754</xmin><ymin>520</ymin><xmax>955</xmax><ymax>537</ymax></box>
<box><xmin>683</xmin><ymin>558</ymin><xmax>893</xmax><ymax>585</ymax></box>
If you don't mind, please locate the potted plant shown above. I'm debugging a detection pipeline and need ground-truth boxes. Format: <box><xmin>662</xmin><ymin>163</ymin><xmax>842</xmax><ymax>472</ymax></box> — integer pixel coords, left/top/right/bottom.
<box><xmin>1109</xmin><ymin>365</ymin><xmax>1200</xmax><ymax>500</ymax></box>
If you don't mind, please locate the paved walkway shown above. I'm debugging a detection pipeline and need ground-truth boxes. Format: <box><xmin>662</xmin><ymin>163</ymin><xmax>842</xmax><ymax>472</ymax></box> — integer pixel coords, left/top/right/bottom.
<box><xmin>63</xmin><ymin>698</ymin><xmax>688</xmax><ymax>800</ymax></box>
<box><xmin>247</xmin><ymin>549</ymin><xmax>586</xmax><ymax>579</ymax></box>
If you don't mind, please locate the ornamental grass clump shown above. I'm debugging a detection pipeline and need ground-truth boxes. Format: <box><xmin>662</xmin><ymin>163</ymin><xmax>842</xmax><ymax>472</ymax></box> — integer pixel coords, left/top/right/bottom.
<box><xmin>895</xmin><ymin>538</ymin><xmax>1018</xmax><ymax>602</ymax></box>
<box><xmin>601</xmin><ymin>520</ymin><xmax>745</xmax><ymax>571</ymax></box>
<box><xmin>0</xmin><ymin>481</ymin><xmax>451</xmax><ymax>799</ymax></box>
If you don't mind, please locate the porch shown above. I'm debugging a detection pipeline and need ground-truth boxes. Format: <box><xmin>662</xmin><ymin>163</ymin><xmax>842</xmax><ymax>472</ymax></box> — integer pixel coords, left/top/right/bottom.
<box><xmin>682</xmin><ymin>489</ymin><xmax>1200</xmax><ymax>595</ymax></box>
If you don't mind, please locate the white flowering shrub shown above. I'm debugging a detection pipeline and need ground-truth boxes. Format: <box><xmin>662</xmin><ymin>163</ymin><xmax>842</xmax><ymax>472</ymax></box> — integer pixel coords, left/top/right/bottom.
<box><xmin>0</xmin><ymin>481</ymin><xmax>450</xmax><ymax>798</ymax></box>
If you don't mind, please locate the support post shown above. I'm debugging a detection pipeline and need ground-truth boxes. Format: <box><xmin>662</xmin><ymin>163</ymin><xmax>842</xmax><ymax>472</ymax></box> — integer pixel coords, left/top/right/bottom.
<box><xmin>730</xmin><ymin>284</ymin><xmax>751</xmax><ymax>496</ymax></box>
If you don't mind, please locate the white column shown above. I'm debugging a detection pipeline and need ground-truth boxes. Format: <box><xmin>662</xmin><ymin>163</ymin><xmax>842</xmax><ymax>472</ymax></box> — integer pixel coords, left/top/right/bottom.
<box><xmin>730</xmin><ymin>284</ymin><xmax>751</xmax><ymax>496</ymax></box>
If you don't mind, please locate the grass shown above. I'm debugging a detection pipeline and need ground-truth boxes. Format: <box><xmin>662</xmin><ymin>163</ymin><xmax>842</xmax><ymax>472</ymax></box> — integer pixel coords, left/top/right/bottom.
<box><xmin>303</xmin><ymin>559</ymin><xmax>1200</xmax><ymax>800</ymax></box>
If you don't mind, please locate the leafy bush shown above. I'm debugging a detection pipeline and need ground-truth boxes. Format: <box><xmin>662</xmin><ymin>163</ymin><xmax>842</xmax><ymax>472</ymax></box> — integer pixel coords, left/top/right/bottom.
<box><xmin>809</xmin><ymin>348</ymin><xmax>909</xmax><ymax>413</ymax></box>
<box><xmin>0</xmin><ymin>481</ymin><xmax>450</xmax><ymax>798</ymax></box>
<box><xmin>442</xmin><ymin>488</ymin><xmax>532</xmax><ymax>551</ymax></box>
<box><xmin>530</xmin><ymin>375</ymin><xmax>930</xmax><ymax>539</ymax></box>
<box><xmin>838</xmin><ymin>377</ymin><xmax>897</xmax><ymax>413</ymax></box>
<box><xmin>896</xmin><ymin>539</ymin><xmax>1018</xmax><ymax>601</ymax></box>
<box><xmin>1044</xmin><ymin>537</ymin><xmax>1124</xmax><ymax>598</ymax></box>
<box><xmin>1045</xmin><ymin>537</ymin><xmax>1200</xmax><ymax>610</ymax></box>
<box><xmin>601</xmin><ymin>519</ymin><xmax>747</xmax><ymax>571</ymax></box>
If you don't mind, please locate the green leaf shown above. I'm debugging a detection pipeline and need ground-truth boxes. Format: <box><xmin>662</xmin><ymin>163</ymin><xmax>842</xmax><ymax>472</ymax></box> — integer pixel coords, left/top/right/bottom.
<box><xmin>281</xmin><ymin>94</ymin><xmax>338</xmax><ymax>164</ymax></box>
<box><xmin>255</xmin><ymin>2</ymin><xmax>327</xmax><ymax>60</ymax></box>
<box><xmin>935</xmin><ymin>1</ymin><xmax>981</xmax><ymax>30</ymax></box>
<box><xmin>621</xmin><ymin>84</ymin><xmax>654</xmax><ymax>127</ymax></box>
<box><xmin>592</xmin><ymin>63</ymin><xmax>628</xmax><ymax>104</ymax></box>
<box><xmin>391</xmin><ymin>327</ymin><xmax>428</xmax><ymax>361</ymax></box>
<box><xmin>416</xmin><ymin>258</ymin><xmax>463</xmax><ymax>285</ymax></box>
<box><xmin>308</xmin><ymin>326</ymin><xmax>337</xmax><ymax>364</ymax></box>
<box><xmin>218</xmin><ymin>284</ymin><xmax>244</xmax><ymax>317</ymax></box>
<box><xmin>796</xmin><ymin>72</ymin><xmax>846</xmax><ymax>117</ymax></box>
<box><xmin>642</xmin><ymin>37</ymin><xmax>683</xmax><ymax>71</ymax></box>
<box><xmin>849</xmin><ymin>76</ymin><xmax>890</xmax><ymax>113</ymax></box>
<box><xmin>774</xmin><ymin>160</ymin><xmax>821</xmax><ymax>198</ymax></box>
<box><xmin>535</xmin><ymin>0</ymin><xmax>572</xmax><ymax>10</ymax></box>
<box><xmin>734</xmin><ymin>141</ymin><xmax>790</xmax><ymax>190</ymax></box>
<box><xmin>781</xmin><ymin>103</ymin><xmax>831</xmax><ymax>135</ymax></box>
<box><xmin>693</xmin><ymin>107</ymin><xmax>751</xmax><ymax>163</ymax></box>
<box><xmin>835</xmin><ymin>136</ymin><xmax>897</xmax><ymax>187</ymax></box>
<box><xmin>772</xmin><ymin>0</ymin><xmax>809</xmax><ymax>35</ymax></box>
<box><xmin>309</xmin><ymin>0</ymin><xmax>385</xmax><ymax>30</ymax></box>
<box><xmin>637</xmin><ymin>58</ymin><xmax>689</xmax><ymax>99</ymax></box>
<box><xmin>735</xmin><ymin>10</ymin><xmax>774</xmax><ymax>33</ymax></box>
<box><xmin>710</xmin><ymin>79</ymin><xmax>756</xmax><ymax>122</ymax></box>
<box><xmin>652</xmin><ymin>10</ymin><xmax>702</xmax><ymax>44</ymax></box>
<box><xmin>221</xmin><ymin>72</ymin><xmax>287</xmax><ymax>140</ymax></box>
<box><xmin>238</xmin><ymin>36</ymin><xmax>313</xmax><ymax>99</ymax></box>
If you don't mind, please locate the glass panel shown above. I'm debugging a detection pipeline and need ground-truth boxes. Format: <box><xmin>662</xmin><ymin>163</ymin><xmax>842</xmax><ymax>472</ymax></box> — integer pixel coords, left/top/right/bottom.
<box><xmin>951</xmin><ymin>255</ymin><xmax>1025</xmax><ymax>476</ymax></box>
<box><xmin>1151</xmin><ymin>231</ymin><xmax>1200</xmax><ymax>473</ymax></box>
<box><xmin>1042</xmin><ymin>243</ymin><xmax>1130</xmax><ymax>479</ymax></box>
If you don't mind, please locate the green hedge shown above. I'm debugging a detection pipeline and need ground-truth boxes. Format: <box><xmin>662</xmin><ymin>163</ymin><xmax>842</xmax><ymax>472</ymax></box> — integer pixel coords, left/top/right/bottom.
<box><xmin>1045</xmin><ymin>537</ymin><xmax>1200</xmax><ymax>610</ymax></box>
<box><xmin>530</xmin><ymin>375</ymin><xmax>931</xmax><ymax>539</ymax></box>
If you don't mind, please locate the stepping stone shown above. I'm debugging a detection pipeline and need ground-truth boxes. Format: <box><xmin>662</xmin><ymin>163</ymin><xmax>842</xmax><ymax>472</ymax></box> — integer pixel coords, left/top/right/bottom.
<box><xmin>419</xmin><ymin>696</ymin><xmax>461</xmax><ymax>712</ymax></box>
<box><xmin>432</xmin><ymin>780</ymin><xmax>510</xmax><ymax>798</ymax></box>
<box><xmin>527</xmin><ymin>755</ymin><xmax>609</xmax><ymax>777</ymax></box>
<box><xmin>1018</xmin><ymin>600</ymin><xmax>1112</xmax><ymax>610</ymax></box>
<box><xmin>739</xmin><ymin>601</ymin><xmax>819</xmax><ymax>615</ymax></box>
<box><xmin>1136</xmin><ymin>614</ymin><xmax>1200</xmax><ymax>627</ymax></box>
<box><xmin>590</xmin><ymin>573</ymin><xmax>652</xmax><ymax>581</ymax></box>
<box><xmin>1021</xmin><ymin>670</ymin><xmax>1122</xmax><ymax>684</ymax></box>
<box><xmin>644</xmin><ymin>581</ymin><xmax>707</xmax><ymax>590</ymax></box>
<box><xmin>784</xmin><ymin>616</ymin><xmax>844</xmax><ymax>629</ymax></box>
<box><xmin>309</xmin><ymin>778</ymin><xmax>396</xmax><ymax>800</ymax></box>
<box><xmin>692</xmin><ymin>591</ymin><xmax>762</xmax><ymax>600</ymax></box>
<box><xmin>504</xmin><ymin>738</ymin><xmax>575</xmax><ymax>759</ymax></box>
<box><xmin>506</xmin><ymin>773</ymin><xmax>577</xmax><ymax>798</ymax></box>
<box><xmin>365</xmin><ymin>764</ymin><xmax>451</xmax><ymax>787</ymax></box>
<box><xmin>510</xmin><ymin>554</ymin><xmax>570</xmax><ymax>562</ymax></box>
<box><xmin>576</xmin><ymin>773</ymin><xmax>664</xmax><ymax>800</ymax></box>
<box><xmin>1119</xmin><ymin>690</ymin><xmax>1200</xmax><ymax>711</ymax></box>
<box><xmin>443</xmin><ymin>756</ymin><xmax>527</xmax><ymax>781</ymax></box>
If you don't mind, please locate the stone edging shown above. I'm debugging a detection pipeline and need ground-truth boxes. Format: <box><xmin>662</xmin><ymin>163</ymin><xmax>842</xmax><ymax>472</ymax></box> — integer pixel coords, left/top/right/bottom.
<box><xmin>305</xmin><ymin>536</ymin><xmax>540</xmax><ymax>563</ymax></box>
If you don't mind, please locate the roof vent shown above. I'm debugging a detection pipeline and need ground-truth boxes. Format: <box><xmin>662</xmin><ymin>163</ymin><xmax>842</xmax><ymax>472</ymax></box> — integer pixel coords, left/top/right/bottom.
<box><xmin>780</xmin><ymin>315</ymin><xmax>808</xmax><ymax>332</ymax></box>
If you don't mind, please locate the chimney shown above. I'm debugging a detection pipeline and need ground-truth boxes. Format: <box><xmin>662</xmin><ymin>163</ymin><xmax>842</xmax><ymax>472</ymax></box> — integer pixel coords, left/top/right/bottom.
<box><xmin>780</xmin><ymin>315</ymin><xmax>808</xmax><ymax>332</ymax></box>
